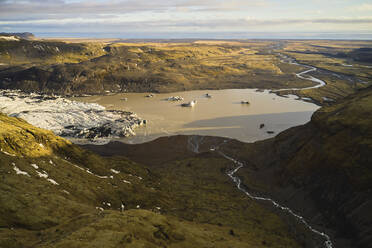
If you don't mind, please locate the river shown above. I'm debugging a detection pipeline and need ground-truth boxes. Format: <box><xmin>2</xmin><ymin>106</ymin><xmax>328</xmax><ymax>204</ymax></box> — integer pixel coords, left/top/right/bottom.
<box><xmin>186</xmin><ymin>136</ymin><xmax>334</xmax><ymax>248</ymax></box>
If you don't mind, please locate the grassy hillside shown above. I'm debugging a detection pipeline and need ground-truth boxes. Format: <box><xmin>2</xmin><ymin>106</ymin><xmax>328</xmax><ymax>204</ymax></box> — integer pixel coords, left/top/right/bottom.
<box><xmin>0</xmin><ymin>39</ymin><xmax>323</xmax><ymax>95</ymax></box>
<box><xmin>0</xmin><ymin>38</ymin><xmax>371</xmax><ymax>101</ymax></box>
<box><xmin>0</xmin><ymin>39</ymin><xmax>106</xmax><ymax>66</ymax></box>
<box><xmin>0</xmin><ymin>113</ymin><xmax>303</xmax><ymax>247</ymax></box>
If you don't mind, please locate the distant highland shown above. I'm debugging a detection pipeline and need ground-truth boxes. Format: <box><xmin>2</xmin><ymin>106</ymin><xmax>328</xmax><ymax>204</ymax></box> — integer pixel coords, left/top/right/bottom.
<box><xmin>0</xmin><ymin>32</ymin><xmax>35</xmax><ymax>40</ymax></box>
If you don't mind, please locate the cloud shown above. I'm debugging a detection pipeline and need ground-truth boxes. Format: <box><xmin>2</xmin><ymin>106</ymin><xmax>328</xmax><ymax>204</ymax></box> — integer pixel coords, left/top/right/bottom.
<box><xmin>1</xmin><ymin>16</ymin><xmax>372</xmax><ymax>35</ymax></box>
<box><xmin>351</xmin><ymin>3</ymin><xmax>372</xmax><ymax>12</ymax></box>
<box><xmin>1</xmin><ymin>0</ymin><xmax>371</xmax><ymax>36</ymax></box>
<box><xmin>0</xmin><ymin>0</ymin><xmax>268</xmax><ymax>17</ymax></box>
<box><xmin>2</xmin><ymin>16</ymin><xmax>372</xmax><ymax>26</ymax></box>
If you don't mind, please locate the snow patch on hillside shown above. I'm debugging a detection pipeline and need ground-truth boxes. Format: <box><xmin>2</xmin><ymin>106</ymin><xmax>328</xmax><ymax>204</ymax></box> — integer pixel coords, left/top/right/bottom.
<box><xmin>13</xmin><ymin>164</ymin><xmax>30</xmax><ymax>177</ymax></box>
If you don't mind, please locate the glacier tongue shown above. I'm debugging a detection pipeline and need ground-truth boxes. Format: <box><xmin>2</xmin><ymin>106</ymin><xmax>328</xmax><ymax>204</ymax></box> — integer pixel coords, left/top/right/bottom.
<box><xmin>0</xmin><ymin>90</ymin><xmax>146</xmax><ymax>143</ymax></box>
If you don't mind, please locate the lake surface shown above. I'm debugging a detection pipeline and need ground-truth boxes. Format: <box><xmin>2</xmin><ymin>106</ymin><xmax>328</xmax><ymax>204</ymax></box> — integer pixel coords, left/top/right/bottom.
<box><xmin>74</xmin><ymin>89</ymin><xmax>319</xmax><ymax>144</ymax></box>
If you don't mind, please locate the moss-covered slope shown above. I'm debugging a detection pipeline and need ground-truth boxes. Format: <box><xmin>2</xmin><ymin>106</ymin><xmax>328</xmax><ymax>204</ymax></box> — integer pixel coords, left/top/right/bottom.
<box><xmin>0</xmin><ymin>38</ymin><xmax>105</xmax><ymax>66</ymax></box>
<box><xmin>0</xmin><ymin>113</ymin><xmax>301</xmax><ymax>247</ymax></box>
<box><xmin>0</xmin><ymin>39</ymin><xmax>316</xmax><ymax>95</ymax></box>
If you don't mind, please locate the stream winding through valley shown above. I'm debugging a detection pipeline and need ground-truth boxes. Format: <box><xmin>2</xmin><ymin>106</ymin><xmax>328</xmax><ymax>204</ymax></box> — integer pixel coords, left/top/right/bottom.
<box><xmin>221</xmin><ymin>152</ymin><xmax>333</xmax><ymax>248</ymax></box>
<box><xmin>187</xmin><ymin>136</ymin><xmax>333</xmax><ymax>248</ymax></box>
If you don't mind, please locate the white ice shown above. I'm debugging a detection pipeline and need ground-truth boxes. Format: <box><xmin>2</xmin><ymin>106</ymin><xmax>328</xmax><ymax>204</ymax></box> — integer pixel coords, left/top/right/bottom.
<box><xmin>0</xmin><ymin>90</ymin><xmax>144</xmax><ymax>143</ymax></box>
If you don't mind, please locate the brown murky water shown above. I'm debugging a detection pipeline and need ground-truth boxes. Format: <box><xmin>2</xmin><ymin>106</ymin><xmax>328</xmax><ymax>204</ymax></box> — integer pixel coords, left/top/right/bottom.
<box><xmin>73</xmin><ymin>89</ymin><xmax>319</xmax><ymax>144</ymax></box>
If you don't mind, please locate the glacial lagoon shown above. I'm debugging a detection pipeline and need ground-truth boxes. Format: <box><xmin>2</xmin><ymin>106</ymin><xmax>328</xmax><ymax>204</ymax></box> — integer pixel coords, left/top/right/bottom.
<box><xmin>74</xmin><ymin>89</ymin><xmax>319</xmax><ymax>144</ymax></box>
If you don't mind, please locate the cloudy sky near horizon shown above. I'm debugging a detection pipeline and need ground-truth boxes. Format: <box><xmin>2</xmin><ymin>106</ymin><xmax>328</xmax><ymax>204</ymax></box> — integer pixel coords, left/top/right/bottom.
<box><xmin>1</xmin><ymin>0</ymin><xmax>372</xmax><ymax>38</ymax></box>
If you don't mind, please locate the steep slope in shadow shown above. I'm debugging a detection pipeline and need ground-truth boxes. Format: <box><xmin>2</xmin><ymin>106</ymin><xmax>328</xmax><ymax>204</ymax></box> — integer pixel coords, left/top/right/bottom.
<box><xmin>217</xmin><ymin>86</ymin><xmax>372</xmax><ymax>248</ymax></box>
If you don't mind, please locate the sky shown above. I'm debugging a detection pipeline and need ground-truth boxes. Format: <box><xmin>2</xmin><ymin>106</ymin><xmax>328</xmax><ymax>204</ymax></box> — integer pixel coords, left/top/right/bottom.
<box><xmin>1</xmin><ymin>0</ymin><xmax>372</xmax><ymax>39</ymax></box>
